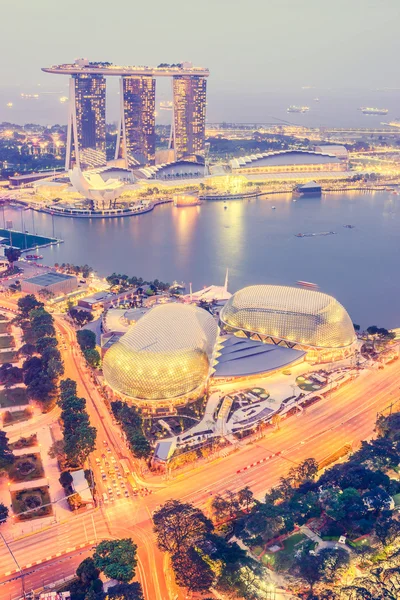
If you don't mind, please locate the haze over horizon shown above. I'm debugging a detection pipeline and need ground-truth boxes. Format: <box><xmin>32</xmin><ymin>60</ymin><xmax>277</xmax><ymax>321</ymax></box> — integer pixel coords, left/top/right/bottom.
<box><xmin>1</xmin><ymin>0</ymin><xmax>400</xmax><ymax>125</ymax></box>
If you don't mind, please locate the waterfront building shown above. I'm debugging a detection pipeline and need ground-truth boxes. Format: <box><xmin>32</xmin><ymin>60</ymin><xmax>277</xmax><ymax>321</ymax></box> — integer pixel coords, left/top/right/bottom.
<box><xmin>116</xmin><ymin>76</ymin><xmax>156</xmax><ymax>167</ymax></box>
<box><xmin>42</xmin><ymin>60</ymin><xmax>209</xmax><ymax>168</ymax></box>
<box><xmin>21</xmin><ymin>272</ymin><xmax>78</xmax><ymax>296</ymax></box>
<box><xmin>220</xmin><ymin>285</ymin><xmax>356</xmax><ymax>363</ymax></box>
<box><xmin>102</xmin><ymin>303</ymin><xmax>218</xmax><ymax>410</ymax></box>
<box><xmin>66</xmin><ymin>74</ymin><xmax>107</xmax><ymax>170</ymax></box>
<box><xmin>229</xmin><ymin>150</ymin><xmax>346</xmax><ymax>174</ymax></box>
<box><xmin>314</xmin><ymin>144</ymin><xmax>349</xmax><ymax>161</ymax></box>
<box><xmin>172</xmin><ymin>75</ymin><xmax>207</xmax><ymax>161</ymax></box>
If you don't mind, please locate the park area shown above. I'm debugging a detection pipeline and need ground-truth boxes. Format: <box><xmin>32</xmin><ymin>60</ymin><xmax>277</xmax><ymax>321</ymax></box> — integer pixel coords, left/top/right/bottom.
<box><xmin>0</xmin><ymin>351</ymin><xmax>16</xmax><ymax>364</ymax></box>
<box><xmin>11</xmin><ymin>486</ymin><xmax>53</xmax><ymax>521</ymax></box>
<box><xmin>296</xmin><ymin>372</ymin><xmax>328</xmax><ymax>392</ymax></box>
<box><xmin>2</xmin><ymin>407</ymin><xmax>32</xmax><ymax>426</ymax></box>
<box><xmin>0</xmin><ymin>387</ymin><xmax>28</xmax><ymax>408</ymax></box>
<box><xmin>0</xmin><ymin>335</ymin><xmax>14</xmax><ymax>349</ymax></box>
<box><xmin>0</xmin><ymin>228</ymin><xmax>57</xmax><ymax>251</ymax></box>
<box><xmin>253</xmin><ymin>532</ymin><xmax>308</xmax><ymax>570</ymax></box>
<box><xmin>8</xmin><ymin>453</ymin><xmax>45</xmax><ymax>482</ymax></box>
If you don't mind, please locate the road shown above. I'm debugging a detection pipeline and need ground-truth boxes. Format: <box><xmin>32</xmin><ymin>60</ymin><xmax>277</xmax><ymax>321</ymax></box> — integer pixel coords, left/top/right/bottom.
<box><xmin>0</xmin><ymin>299</ymin><xmax>399</xmax><ymax>599</ymax></box>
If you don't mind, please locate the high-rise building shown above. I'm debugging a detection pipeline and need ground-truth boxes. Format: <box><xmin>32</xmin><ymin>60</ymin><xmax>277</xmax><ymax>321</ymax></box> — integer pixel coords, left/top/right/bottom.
<box><xmin>172</xmin><ymin>76</ymin><xmax>207</xmax><ymax>161</ymax></box>
<box><xmin>66</xmin><ymin>73</ymin><xmax>106</xmax><ymax>170</ymax></box>
<box><xmin>116</xmin><ymin>76</ymin><xmax>156</xmax><ymax>167</ymax></box>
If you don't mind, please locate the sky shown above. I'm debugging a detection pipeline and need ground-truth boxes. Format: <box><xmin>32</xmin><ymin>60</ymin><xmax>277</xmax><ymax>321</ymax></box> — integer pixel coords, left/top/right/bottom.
<box><xmin>1</xmin><ymin>0</ymin><xmax>400</xmax><ymax>124</ymax></box>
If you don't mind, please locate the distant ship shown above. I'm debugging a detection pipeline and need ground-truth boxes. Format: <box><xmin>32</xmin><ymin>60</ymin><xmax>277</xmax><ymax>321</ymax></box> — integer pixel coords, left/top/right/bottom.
<box><xmin>287</xmin><ymin>105</ymin><xmax>309</xmax><ymax>113</ymax></box>
<box><xmin>21</xmin><ymin>93</ymin><xmax>39</xmax><ymax>99</ymax></box>
<box><xmin>360</xmin><ymin>107</ymin><xmax>388</xmax><ymax>115</ymax></box>
<box><xmin>59</xmin><ymin>96</ymin><xmax>68</xmax><ymax>103</ymax></box>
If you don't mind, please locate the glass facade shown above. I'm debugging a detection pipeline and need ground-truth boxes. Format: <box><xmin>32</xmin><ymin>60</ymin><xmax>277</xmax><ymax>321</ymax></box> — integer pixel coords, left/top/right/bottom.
<box><xmin>103</xmin><ymin>304</ymin><xmax>218</xmax><ymax>403</ymax></box>
<box><xmin>173</xmin><ymin>76</ymin><xmax>207</xmax><ymax>161</ymax></box>
<box><xmin>120</xmin><ymin>76</ymin><xmax>156</xmax><ymax>166</ymax></box>
<box><xmin>73</xmin><ymin>74</ymin><xmax>106</xmax><ymax>168</ymax></box>
<box><xmin>220</xmin><ymin>285</ymin><xmax>356</xmax><ymax>351</ymax></box>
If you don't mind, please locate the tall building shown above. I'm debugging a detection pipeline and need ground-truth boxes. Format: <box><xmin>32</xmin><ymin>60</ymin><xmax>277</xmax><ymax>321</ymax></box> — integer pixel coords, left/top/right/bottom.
<box><xmin>66</xmin><ymin>73</ymin><xmax>106</xmax><ymax>170</ymax></box>
<box><xmin>116</xmin><ymin>76</ymin><xmax>156</xmax><ymax>167</ymax></box>
<box><xmin>172</xmin><ymin>76</ymin><xmax>207</xmax><ymax>161</ymax></box>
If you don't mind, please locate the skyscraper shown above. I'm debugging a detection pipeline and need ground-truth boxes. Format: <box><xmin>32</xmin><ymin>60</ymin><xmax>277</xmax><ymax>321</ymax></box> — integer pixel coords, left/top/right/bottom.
<box><xmin>172</xmin><ymin>76</ymin><xmax>207</xmax><ymax>161</ymax></box>
<box><xmin>116</xmin><ymin>76</ymin><xmax>156</xmax><ymax>167</ymax></box>
<box><xmin>66</xmin><ymin>73</ymin><xmax>106</xmax><ymax>170</ymax></box>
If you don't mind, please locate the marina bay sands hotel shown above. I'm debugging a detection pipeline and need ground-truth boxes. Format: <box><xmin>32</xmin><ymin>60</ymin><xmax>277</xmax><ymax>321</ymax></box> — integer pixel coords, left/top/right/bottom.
<box><xmin>42</xmin><ymin>59</ymin><xmax>209</xmax><ymax>170</ymax></box>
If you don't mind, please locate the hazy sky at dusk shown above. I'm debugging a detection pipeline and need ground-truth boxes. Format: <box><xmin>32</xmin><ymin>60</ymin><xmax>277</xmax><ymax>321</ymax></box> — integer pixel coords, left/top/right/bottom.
<box><xmin>1</xmin><ymin>0</ymin><xmax>400</xmax><ymax>123</ymax></box>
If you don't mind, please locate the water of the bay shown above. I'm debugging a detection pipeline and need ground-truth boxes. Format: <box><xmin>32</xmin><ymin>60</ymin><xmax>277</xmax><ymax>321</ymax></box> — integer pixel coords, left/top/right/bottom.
<box><xmin>4</xmin><ymin>190</ymin><xmax>400</xmax><ymax>329</ymax></box>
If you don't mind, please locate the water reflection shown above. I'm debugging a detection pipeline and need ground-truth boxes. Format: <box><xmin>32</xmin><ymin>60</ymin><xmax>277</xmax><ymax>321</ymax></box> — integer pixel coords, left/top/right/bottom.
<box><xmin>3</xmin><ymin>190</ymin><xmax>400</xmax><ymax>327</ymax></box>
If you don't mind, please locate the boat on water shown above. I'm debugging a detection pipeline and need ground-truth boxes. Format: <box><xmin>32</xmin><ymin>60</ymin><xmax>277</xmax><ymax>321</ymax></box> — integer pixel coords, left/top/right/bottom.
<box><xmin>343</xmin><ymin>225</ymin><xmax>355</xmax><ymax>229</ymax></box>
<box><xmin>272</xmin><ymin>206</ymin><xmax>276</xmax><ymax>210</ymax></box>
<box><xmin>360</xmin><ymin>107</ymin><xmax>388</xmax><ymax>115</ymax></box>
<box><xmin>297</xmin><ymin>281</ymin><xmax>319</xmax><ymax>289</ymax></box>
<box><xmin>224</xmin><ymin>206</ymin><xmax>228</xmax><ymax>210</ymax></box>
<box><xmin>295</xmin><ymin>231</ymin><xmax>336</xmax><ymax>238</ymax></box>
<box><xmin>287</xmin><ymin>105</ymin><xmax>309</xmax><ymax>113</ymax></box>
<box><xmin>26</xmin><ymin>254</ymin><xmax>43</xmax><ymax>260</ymax></box>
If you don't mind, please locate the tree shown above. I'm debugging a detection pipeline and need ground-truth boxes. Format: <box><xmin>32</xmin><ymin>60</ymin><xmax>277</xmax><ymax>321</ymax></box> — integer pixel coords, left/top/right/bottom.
<box><xmin>93</xmin><ymin>539</ymin><xmax>137</xmax><ymax>583</ymax></box>
<box><xmin>62</xmin><ymin>396</ymin><xmax>86</xmax><ymax>413</ymax></box>
<box><xmin>17</xmin><ymin>294</ymin><xmax>43</xmax><ymax>318</ymax></box>
<box><xmin>5</xmin><ymin>246</ymin><xmax>21</xmax><ymax>267</ymax></box>
<box><xmin>375</xmin><ymin>515</ymin><xmax>400</xmax><ymax>546</ymax></box>
<box><xmin>0</xmin><ymin>364</ymin><xmax>23</xmax><ymax>387</ymax></box>
<box><xmin>36</xmin><ymin>336</ymin><xmax>58</xmax><ymax>353</ymax></box>
<box><xmin>77</xmin><ymin>329</ymin><xmax>96</xmax><ymax>351</ymax></box>
<box><xmin>83</xmin><ymin>348</ymin><xmax>101</xmax><ymax>368</ymax></box>
<box><xmin>318</xmin><ymin>547</ymin><xmax>350</xmax><ymax>583</ymax></box>
<box><xmin>172</xmin><ymin>547</ymin><xmax>214</xmax><ymax>592</ymax></box>
<box><xmin>59</xmin><ymin>471</ymin><xmax>73</xmax><ymax>488</ymax></box>
<box><xmin>0</xmin><ymin>430</ymin><xmax>14</xmax><ymax>470</ymax></box>
<box><xmin>238</xmin><ymin>486</ymin><xmax>254</xmax><ymax>512</ymax></box>
<box><xmin>48</xmin><ymin>441</ymin><xmax>65</xmax><ymax>464</ymax></box>
<box><xmin>64</xmin><ymin>421</ymin><xmax>97</xmax><ymax>467</ymax></box>
<box><xmin>153</xmin><ymin>500</ymin><xmax>213</xmax><ymax>555</ymax></box>
<box><xmin>46</xmin><ymin>357</ymin><xmax>64</xmax><ymax>379</ymax></box>
<box><xmin>18</xmin><ymin>343</ymin><xmax>36</xmax><ymax>358</ymax></box>
<box><xmin>76</xmin><ymin>557</ymin><xmax>100</xmax><ymax>586</ymax></box>
<box><xmin>105</xmin><ymin>582</ymin><xmax>144</xmax><ymax>600</ymax></box>
<box><xmin>0</xmin><ymin>503</ymin><xmax>9</xmax><ymax>524</ymax></box>
<box><xmin>70</xmin><ymin>309</ymin><xmax>94</xmax><ymax>327</ymax></box>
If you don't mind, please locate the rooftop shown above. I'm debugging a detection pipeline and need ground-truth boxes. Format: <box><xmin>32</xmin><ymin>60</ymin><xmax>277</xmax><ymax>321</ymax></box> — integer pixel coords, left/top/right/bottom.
<box><xmin>42</xmin><ymin>60</ymin><xmax>209</xmax><ymax>78</ymax></box>
<box><xmin>214</xmin><ymin>337</ymin><xmax>305</xmax><ymax>378</ymax></box>
<box><xmin>24</xmin><ymin>271</ymin><xmax>76</xmax><ymax>288</ymax></box>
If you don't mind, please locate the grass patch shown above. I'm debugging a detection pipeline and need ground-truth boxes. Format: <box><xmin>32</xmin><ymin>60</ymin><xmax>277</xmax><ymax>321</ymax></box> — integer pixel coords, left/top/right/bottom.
<box><xmin>11</xmin><ymin>486</ymin><xmax>53</xmax><ymax>521</ymax></box>
<box><xmin>9</xmin><ymin>453</ymin><xmax>44</xmax><ymax>482</ymax></box>
<box><xmin>251</xmin><ymin>546</ymin><xmax>264</xmax><ymax>557</ymax></box>
<box><xmin>282</xmin><ymin>533</ymin><xmax>307</xmax><ymax>553</ymax></box>
<box><xmin>0</xmin><ymin>321</ymin><xmax>10</xmax><ymax>334</ymax></box>
<box><xmin>0</xmin><ymin>387</ymin><xmax>28</xmax><ymax>408</ymax></box>
<box><xmin>0</xmin><ymin>351</ymin><xmax>16</xmax><ymax>364</ymax></box>
<box><xmin>9</xmin><ymin>434</ymin><xmax>37</xmax><ymax>450</ymax></box>
<box><xmin>261</xmin><ymin>553</ymin><xmax>276</xmax><ymax>567</ymax></box>
<box><xmin>0</xmin><ymin>336</ymin><xmax>14</xmax><ymax>349</ymax></box>
<box><xmin>393</xmin><ymin>493</ymin><xmax>400</xmax><ymax>507</ymax></box>
<box><xmin>2</xmin><ymin>408</ymin><xmax>32</xmax><ymax>426</ymax></box>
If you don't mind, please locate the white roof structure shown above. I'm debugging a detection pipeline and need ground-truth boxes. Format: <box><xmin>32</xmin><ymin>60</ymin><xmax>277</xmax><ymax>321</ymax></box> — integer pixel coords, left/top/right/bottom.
<box><xmin>184</xmin><ymin>270</ymin><xmax>232</xmax><ymax>303</ymax></box>
<box><xmin>314</xmin><ymin>145</ymin><xmax>348</xmax><ymax>158</ymax></box>
<box><xmin>71</xmin><ymin>469</ymin><xmax>93</xmax><ymax>503</ymax></box>
<box><xmin>69</xmin><ymin>167</ymin><xmax>126</xmax><ymax>203</ymax></box>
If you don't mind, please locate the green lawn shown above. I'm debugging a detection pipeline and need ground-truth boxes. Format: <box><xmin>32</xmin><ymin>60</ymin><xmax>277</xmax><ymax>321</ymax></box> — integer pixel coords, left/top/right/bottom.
<box><xmin>11</xmin><ymin>486</ymin><xmax>53</xmax><ymax>521</ymax></box>
<box><xmin>9</xmin><ymin>434</ymin><xmax>37</xmax><ymax>450</ymax></box>
<box><xmin>0</xmin><ymin>229</ymin><xmax>57</xmax><ymax>251</ymax></box>
<box><xmin>0</xmin><ymin>351</ymin><xmax>16</xmax><ymax>364</ymax></box>
<box><xmin>393</xmin><ymin>493</ymin><xmax>400</xmax><ymax>507</ymax></box>
<box><xmin>2</xmin><ymin>408</ymin><xmax>31</xmax><ymax>426</ymax></box>
<box><xmin>0</xmin><ymin>388</ymin><xmax>27</xmax><ymax>408</ymax></box>
<box><xmin>0</xmin><ymin>336</ymin><xmax>14</xmax><ymax>349</ymax></box>
<box><xmin>9</xmin><ymin>453</ymin><xmax>44</xmax><ymax>482</ymax></box>
<box><xmin>0</xmin><ymin>322</ymin><xmax>10</xmax><ymax>334</ymax></box>
<box><xmin>282</xmin><ymin>532</ymin><xmax>307</xmax><ymax>552</ymax></box>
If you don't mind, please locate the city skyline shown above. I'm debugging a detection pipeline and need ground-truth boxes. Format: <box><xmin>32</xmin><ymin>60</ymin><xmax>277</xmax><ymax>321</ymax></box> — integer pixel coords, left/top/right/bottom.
<box><xmin>1</xmin><ymin>0</ymin><xmax>400</xmax><ymax>127</ymax></box>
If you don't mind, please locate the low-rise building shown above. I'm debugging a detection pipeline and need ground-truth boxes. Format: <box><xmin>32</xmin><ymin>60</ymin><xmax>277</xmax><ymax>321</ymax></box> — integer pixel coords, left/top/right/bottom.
<box><xmin>21</xmin><ymin>271</ymin><xmax>78</xmax><ymax>296</ymax></box>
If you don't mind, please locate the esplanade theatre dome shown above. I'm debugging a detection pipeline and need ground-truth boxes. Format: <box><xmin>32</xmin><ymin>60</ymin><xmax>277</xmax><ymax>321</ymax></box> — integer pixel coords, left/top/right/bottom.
<box><xmin>103</xmin><ymin>303</ymin><xmax>218</xmax><ymax>405</ymax></box>
<box><xmin>220</xmin><ymin>285</ymin><xmax>356</xmax><ymax>357</ymax></box>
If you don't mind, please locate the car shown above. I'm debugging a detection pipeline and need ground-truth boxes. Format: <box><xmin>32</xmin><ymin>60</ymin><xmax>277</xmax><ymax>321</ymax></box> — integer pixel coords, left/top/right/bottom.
<box><xmin>101</xmin><ymin>473</ymin><xmax>107</xmax><ymax>480</ymax></box>
<box><xmin>95</xmin><ymin>457</ymin><xmax>101</xmax><ymax>464</ymax></box>
<box><xmin>101</xmin><ymin>453</ymin><xmax>106</xmax><ymax>459</ymax></box>
<box><xmin>120</xmin><ymin>481</ymin><xmax>126</xmax><ymax>488</ymax></box>
<box><xmin>105</xmin><ymin>461</ymin><xmax>110</xmax><ymax>468</ymax></box>
<box><xmin>124</xmin><ymin>490</ymin><xmax>129</xmax><ymax>498</ymax></box>
<box><xmin>111</xmin><ymin>456</ymin><xmax>116</xmax><ymax>463</ymax></box>
<box><xmin>103</xmin><ymin>440</ymin><xmax>108</xmax><ymax>446</ymax></box>
<box><xmin>107</xmin><ymin>447</ymin><xmax>112</xmax><ymax>453</ymax></box>
<box><xmin>112</xmin><ymin>480</ymin><xmax>118</xmax><ymax>488</ymax></box>
<box><xmin>108</xmin><ymin>487</ymin><xmax>113</xmax><ymax>494</ymax></box>
<box><xmin>117</xmin><ymin>473</ymin><xmax>122</xmax><ymax>480</ymax></box>
<box><xmin>116</xmin><ymin>489</ymin><xmax>121</xmax><ymax>496</ymax></box>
